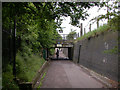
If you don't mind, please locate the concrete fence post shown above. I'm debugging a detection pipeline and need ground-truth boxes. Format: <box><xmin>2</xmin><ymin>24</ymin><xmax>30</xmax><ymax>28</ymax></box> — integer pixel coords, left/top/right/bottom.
<box><xmin>84</xmin><ymin>28</ymin><xmax>86</xmax><ymax>35</ymax></box>
<box><xmin>80</xmin><ymin>23</ymin><xmax>83</xmax><ymax>37</ymax></box>
<box><xmin>89</xmin><ymin>24</ymin><xmax>91</xmax><ymax>32</ymax></box>
<box><xmin>107</xmin><ymin>2</ymin><xmax>110</xmax><ymax>22</ymax></box>
<box><xmin>78</xmin><ymin>33</ymin><xmax>79</xmax><ymax>37</ymax></box>
<box><xmin>97</xmin><ymin>19</ymin><xmax>99</xmax><ymax>28</ymax></box>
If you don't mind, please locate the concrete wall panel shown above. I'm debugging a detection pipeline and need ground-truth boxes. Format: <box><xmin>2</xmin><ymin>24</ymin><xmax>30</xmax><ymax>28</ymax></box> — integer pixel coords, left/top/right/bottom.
<box><xmin>73</xmin><ymin>30</ymin><xmax>118</xmax><ymax>81</ymax></box>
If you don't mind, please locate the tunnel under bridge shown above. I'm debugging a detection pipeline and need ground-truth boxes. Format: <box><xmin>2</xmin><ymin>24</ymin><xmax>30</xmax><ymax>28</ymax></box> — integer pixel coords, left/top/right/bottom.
<box><xmin>47</xmin><ymin>44</ymin><xmax>74</xmax><ymax>60</ymax></box>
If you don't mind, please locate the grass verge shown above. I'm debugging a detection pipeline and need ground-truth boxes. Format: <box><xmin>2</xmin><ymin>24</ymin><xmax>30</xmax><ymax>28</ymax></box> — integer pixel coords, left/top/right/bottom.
<box><xmin>2</xmin><ymin>52</ymin><xmax>45</xmax><ymax>89</ymax></box>
<box><xmin>16</xmin><ymin>53</ymin><xmax>45</xmax><ymax>82</ymax></box>
<box><xmin>75</xmin><ymin>24</ymin><xmax>110</xmax><ymax>42</ymax></box>
<box><xmin>37</xmin><ymin>72</ymin><xmax>46</xmax><ymax>88</ymax></box>
<box><xmin>2</xmin><ymin>64</ymin><xmax>19</xmax><ymax>89</ymax></box>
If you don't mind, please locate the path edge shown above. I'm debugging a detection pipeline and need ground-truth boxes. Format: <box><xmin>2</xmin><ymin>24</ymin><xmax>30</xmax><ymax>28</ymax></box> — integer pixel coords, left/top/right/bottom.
<box><xmin>76</xmin><ymin>63</ymin><xmax>118</xmax><ymax>88</ymax></box>
<box><xmin>18</xmin><ymin>60</ymin><xmax>50</xmax><ymax>89</ymax></box>
<box><xmin>32</xmin><ymin>60</ymin><xmax>50</xmax><ymax>88</ymax></box>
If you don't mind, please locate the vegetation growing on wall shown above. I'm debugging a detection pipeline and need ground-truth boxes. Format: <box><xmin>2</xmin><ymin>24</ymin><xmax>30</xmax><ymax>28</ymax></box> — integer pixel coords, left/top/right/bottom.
<box><xmin>75</xmin><ymin>14</ymin><xmax>120</xmax><ymax>55</ymax></box>
<box><xmin>75</xmin><ymin>10</ymin><xmax>120</xmax><ymax>42</ymax></box>
<box><xmin>67</xmin><ymin>31</ymin><xmax>77</xmax><ymax>40</ymax></box>
<box><xmin>103</xmin><ymin>46</ymin><xmax>118</xmax><ymax>54</ymax></box>
<box><xmin>75</xmin><ymin>24</ymin><xmax>110</xmax><ymax>42</ymax></box>
<box><xmin>103</xmin><ymin>15</ymin><xmax>120</xmax><ymax>55</ymax></box>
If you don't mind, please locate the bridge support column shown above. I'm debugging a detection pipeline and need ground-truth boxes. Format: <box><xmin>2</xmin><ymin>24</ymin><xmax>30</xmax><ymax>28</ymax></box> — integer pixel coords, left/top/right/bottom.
<box><xmin>68</xmin><ymin>47</ymin><xmax>73</xmax><ymax>60</ymax></box>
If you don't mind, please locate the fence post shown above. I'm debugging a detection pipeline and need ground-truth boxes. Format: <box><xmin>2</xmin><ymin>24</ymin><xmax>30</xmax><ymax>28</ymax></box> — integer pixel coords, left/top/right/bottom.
<box><xmin>84</xmin><ymin>28</ymin><xmax>86</xmax><ymax>35</ymax></box>
<box><xmin>89</xmin><ymin>24</ymin><xmax>91</xmax><ymax>32</ymax></box>
<box><xmin>107</xmin><ymin>2</ymin><xmax>110</xmax><ymax>22</ymax></box>
<box><xmin>97</xmin><ymin>19</ymin><xmax>99</xmax><ymax>28</ymax></box>
<box><xmin>80</xmin><ymin>23</ymin><xmax>83</xmax><ymax>37</ymax></box>
<box><xmin>78</xmin><ymin>33</ymin><xmax>79</xmax><ymax>37</ymax></box>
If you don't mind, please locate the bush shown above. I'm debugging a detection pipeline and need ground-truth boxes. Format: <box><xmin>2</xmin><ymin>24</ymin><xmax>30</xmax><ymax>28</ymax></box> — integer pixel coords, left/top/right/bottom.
<box><xmin>16</xmin><ymin>53</ymin><xmax>45</xmax><ymax>82</ymax></box>
<box><xmin>2</xmin><ymin>52</ymin><xmax>45</xmax><ymax>89</ymax></box>
<box><xmin>2</xmin><ymin>64</ymin><xmax>19</xmax><ymax>89</ymax></box>
<box><xmin>108</xmin><ymin>15</ymin><xmax>120</xmax><ymax>31</ymax></box>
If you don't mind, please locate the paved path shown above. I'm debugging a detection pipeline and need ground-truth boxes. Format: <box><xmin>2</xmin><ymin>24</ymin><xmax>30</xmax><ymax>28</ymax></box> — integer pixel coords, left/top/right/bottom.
<box><xmin>41</xmin><ymin>60</ymin><xmax>105</xmax><ymax>88</ymax></box>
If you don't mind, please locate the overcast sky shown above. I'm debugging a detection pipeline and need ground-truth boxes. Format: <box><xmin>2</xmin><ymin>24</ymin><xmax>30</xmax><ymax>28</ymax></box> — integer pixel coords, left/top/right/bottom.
<box><xmin>58</xmin><ymin>5</ymin><xmax>108</xmax><ymax>35</ymax></box>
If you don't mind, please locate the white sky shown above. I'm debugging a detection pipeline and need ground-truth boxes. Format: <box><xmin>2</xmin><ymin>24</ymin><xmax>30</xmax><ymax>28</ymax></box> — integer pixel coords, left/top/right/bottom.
<box><xmin>58</xmin><ymin>5</ymin><xmax>108</xmax><ymax>35</ymax></box>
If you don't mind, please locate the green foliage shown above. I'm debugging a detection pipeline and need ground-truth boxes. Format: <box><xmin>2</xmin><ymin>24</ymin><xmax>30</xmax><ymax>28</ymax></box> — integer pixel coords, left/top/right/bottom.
<box><xmin>76</xmin><ymin>14</ymin><xmax>119</xmax><ymax>55</ymax></box>
<box><xmin>2</xmin><ymin>2</ymin><xmax>60</xmax><ymax>53</ymax></box>
<box><xmin>2</xmin><ymin>53</ymin><xmax>45</xmax><ymax>89</ymax></box>
<box><xmin>49</xmin><ymin>48</ymin><xmax>55</xmax><ymax>55</ymax></box>
<box><xmin>16</xmin><ymin>53</ymin><xmax>45</xmax><ymax>82</ymax></box>
<box><xmin>37</xmin><ymin>72</ymin><xmax>46</xmax><ymax>88</ymax></box>
<box><xmin>2</xmin><ymin>65</ymin><xmax>19</xmax><ymax>89</ymax></box>
<box><xmin>104</xmin><ymin>46</ymin><xmax>118</xmax><ymax>54</ymax></box>
<box><xmin>67</xmin><ymin>31</ymin><xmax>77</xmax><ymax>40</ymax></box>
<box><xmin>2</xmin><ymin>2</ymin><xmax>105</xmax><ymax>89</ymax></box>
<box><xmin>90</xmin><ymin>1</ymin><xmax>119</xmax><ymax>25</ymax></box>
<box><xmin>37</xmin><ymin>20</ymin><xmax>59</xmax><ymax>48</ymax></box>
<box><xmin>108</xmin><ymin>15</ymin><xmax>120</xmax><ymax>31</ymax></box>
<box><xmin>54</xmin><ymin>2</ymin><xmax>102</xmax><ymax>26</ymax></box>
<box><xmin>2</xmin><ymin>3</ymin><xmax>59</xmax><ymax>89</ymax></box>
<box><xmin>2</xmin><ymin>2</ymin><xmax>103</xmax><ymax>52</ymax></box>
<box><xmin>76</xmin><ymin>24</ymin><xmax>110</xmax><ymax>41</ymax></box>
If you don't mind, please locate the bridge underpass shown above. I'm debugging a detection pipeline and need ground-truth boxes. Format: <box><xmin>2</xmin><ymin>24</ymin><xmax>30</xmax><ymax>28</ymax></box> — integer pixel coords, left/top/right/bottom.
<box><xmin>46</xmin><ymin>34</ymin><xmax>74</xmax><ymax>60</ymax></box>
<box><xmin>50</xmin><ymin>47</ymin><xmax>69</xmax><ymax>60</ymax></box>
<box><xmin>34</xmin><ymin>34</ymin><xmax>110</xmax><ymax>88</ymax></box>
<box><xmin>49</xmin><ymin>44</ymin><xmax>73</xmax><ymax>60</ymax></box>
<box><xmin>35</xmin><ymin>43</ymin><xmax>106</xmax><ymax>88</ymax></box>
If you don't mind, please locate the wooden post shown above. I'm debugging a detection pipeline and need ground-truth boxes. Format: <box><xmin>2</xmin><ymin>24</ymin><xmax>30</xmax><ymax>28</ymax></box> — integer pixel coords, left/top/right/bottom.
<box><xmin>84</xmin><ymin>28</ymin><xmax>86</xmax><ymax>35</ymax></box>
<box><xmin>89</xmin><ymin>24</ymin><xmax>91</xmax><ymax>32</ymax></box>
<box><xmin>78</xmin><ymin>33</ymin><xmax>79</xmax><ymax>37</ymax></box>
<box><xmin>107</xmin><ymin>2</ymin><xmax>110</xmax><ymax>22</ymax></box>
<box><xmin>97</xmin><ymin>19</ymin><xmax>99</xmax><ymax>28</ymax></box>
<box><xmin>80</xmin><ymin>23</ymin><xmax>83</xmax><ymax>37</ymax></box>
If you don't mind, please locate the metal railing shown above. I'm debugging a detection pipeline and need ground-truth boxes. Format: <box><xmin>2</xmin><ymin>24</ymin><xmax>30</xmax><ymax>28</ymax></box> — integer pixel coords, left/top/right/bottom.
<box><xmin>2</xmin><ymin>29</ymin><xmax>13</xmax><ymax>67</ymax></box>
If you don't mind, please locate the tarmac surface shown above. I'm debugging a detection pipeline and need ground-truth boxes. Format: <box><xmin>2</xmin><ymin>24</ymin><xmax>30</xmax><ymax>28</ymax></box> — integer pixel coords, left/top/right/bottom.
<box><xmin>41</xmin><ymin>51</ymin><xmax>105</xmax><ymax>88</ymax></box>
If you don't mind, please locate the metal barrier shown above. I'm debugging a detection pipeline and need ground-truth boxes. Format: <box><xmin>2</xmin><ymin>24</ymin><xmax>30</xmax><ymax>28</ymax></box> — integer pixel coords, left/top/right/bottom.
<box><xmin>2</xmin><ymin>29</ymin><xmax>13</xmax><ymax>68</ymax></box>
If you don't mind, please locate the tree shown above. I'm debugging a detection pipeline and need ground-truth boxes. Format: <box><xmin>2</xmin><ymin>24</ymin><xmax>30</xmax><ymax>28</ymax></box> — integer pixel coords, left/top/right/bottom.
<box><xmin>3</xmin><ymin>2</ymin><xmax>107</xmax><ymax>89</ymax></box>
<box><xmin>52</xmin><ymin>2</ymin><xmax>102</xmax><ymax>26</ymax></box>
<box><xmin>67</xmin><ymin>31</ymin><xmax>77</xmax><ymax>40</ymax></box>
<box><xmin>90</xmin><ymin>1</ymin><xmax>119</xmax><ymax>25</ymax></box>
